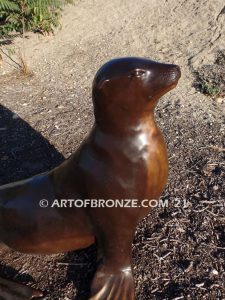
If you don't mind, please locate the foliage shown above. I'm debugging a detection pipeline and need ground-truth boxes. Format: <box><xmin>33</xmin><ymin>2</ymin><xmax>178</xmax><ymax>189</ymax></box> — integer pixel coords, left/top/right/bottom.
<box><xmin>200</xmin><ymin>82</ymin><xmax>220</xmax><ymax>97</ymax></box>
<box><xmin>195</xmin><ymin>50</ymin><xmax>225</xmax><ymax>98</ymax></box>
<box><xmin>0</xmin><ymin>0</ymin><xmax>74</xmax><ymax>36</ymax></box>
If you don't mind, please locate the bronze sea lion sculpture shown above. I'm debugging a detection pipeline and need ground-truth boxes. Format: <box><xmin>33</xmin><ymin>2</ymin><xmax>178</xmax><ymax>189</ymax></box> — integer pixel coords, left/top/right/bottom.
<box><xmin>0</xmin><ymin>57</ymin><xmax>181</xmax><ymax>300</ymax></box>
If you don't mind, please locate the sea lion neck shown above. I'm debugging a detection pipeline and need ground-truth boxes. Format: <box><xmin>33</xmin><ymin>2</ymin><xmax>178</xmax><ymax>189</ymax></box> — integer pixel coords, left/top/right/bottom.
<box><xmin>93</xmin><ymin>112</ymin><xmax>157</xmax><ymax>137</ymax></box>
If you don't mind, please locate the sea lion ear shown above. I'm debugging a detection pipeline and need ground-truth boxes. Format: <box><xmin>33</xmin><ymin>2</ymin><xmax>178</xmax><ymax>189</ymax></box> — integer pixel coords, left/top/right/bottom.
<box><xmin>98</xmin><ymin>78</ymin><xmax>110</xmax><ymax>90</ymax></box>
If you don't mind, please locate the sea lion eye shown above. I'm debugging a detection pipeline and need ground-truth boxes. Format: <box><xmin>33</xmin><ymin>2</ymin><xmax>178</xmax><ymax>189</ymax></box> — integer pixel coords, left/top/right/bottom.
<box><xmin>129</xmin><ymin>69</ymin><xmax>146</xmax><ymax>78</ymax></box>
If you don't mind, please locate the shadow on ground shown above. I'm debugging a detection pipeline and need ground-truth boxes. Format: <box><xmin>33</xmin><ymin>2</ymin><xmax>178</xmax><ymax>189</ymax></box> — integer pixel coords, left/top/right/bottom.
<box><xmin>58</xmin><ymin>246</ymin><xmax>97</xmax><ymax>300</ymax></box>
<box><xmin>0</xmin><ymin>104</ymin><xmax>64</xmax><ymax>185</ymax></box>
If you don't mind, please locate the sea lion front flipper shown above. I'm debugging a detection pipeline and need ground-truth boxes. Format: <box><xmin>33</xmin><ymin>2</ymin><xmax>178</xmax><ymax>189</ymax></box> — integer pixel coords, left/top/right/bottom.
<box><xmin>89</xmin><ymin>266</ymin><xmax>135</xmax><ymax>300</ymax></box>
<box><xmin>0</xmin><ymin>277</ymin><xmax>43</xmax><ymax>300</ymax></box>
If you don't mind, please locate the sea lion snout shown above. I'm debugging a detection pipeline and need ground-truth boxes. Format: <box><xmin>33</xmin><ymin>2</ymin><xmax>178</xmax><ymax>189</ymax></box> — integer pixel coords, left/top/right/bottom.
<box><xmin>158</xmin><ymin>64</ymin><xmax>181</xmax><ymax>86</ymax></box>
<box><xmin>129</xmin><ymin>63</ymin><xmax>181</xmax><ymax>83</ymax></box>
<box><xmin>151</xmin><ymin>63</ymin><xmax>181</xmax><ymax>95</ymax></box>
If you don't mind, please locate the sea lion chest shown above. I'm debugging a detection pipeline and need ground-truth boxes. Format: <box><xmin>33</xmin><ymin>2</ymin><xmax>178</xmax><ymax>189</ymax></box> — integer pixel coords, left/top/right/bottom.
<box><xmin>78</xmin><ymin>126</ymin><xmax>168</xmax><ymax>200</ymax></box>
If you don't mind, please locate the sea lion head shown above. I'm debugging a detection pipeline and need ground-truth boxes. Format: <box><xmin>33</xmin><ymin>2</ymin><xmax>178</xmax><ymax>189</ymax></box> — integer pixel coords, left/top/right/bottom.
<box><xmin>92</xmin><ymin>57</ymin><xmax>181</xmax><ymax>129</ymax></box>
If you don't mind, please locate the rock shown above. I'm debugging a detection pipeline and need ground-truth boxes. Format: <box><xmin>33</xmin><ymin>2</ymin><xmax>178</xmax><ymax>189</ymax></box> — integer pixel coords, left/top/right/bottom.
<box><xmin>216</xmin><ymin>97</ymin><xmax>224</xmax><ymax>103</ymax></box>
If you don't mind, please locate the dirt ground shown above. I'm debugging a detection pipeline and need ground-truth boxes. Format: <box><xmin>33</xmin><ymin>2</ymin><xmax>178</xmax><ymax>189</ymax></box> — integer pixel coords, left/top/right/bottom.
<box><xmin>0</xmin><ymin>0</ymin><xmax>225</xmax><ymax>299</ymax></box>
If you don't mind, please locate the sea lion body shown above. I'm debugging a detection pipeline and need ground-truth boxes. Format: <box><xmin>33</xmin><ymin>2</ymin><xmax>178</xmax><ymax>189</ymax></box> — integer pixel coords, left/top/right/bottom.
<box><xmin>0</xmin><ymin>174</ymin><xmax>94</xmax><ymax>254</ymax></box>
<box><xmin>0</xmin><ymin>57</ymin><xmax>181</xmax><ymax>300</ymax></box>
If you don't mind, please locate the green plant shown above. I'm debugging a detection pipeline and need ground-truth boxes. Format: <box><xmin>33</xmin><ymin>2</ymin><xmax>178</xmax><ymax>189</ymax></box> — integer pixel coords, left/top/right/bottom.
<box><xmin>200</xmin><ymin>82</ymin><xmax>220</xmax><ymax>97</ymax></box>
<box><xmin>0</xmin><ymin>0</ymin><xmax>74</xmax><ymax>74</ymax></box>
<box><xmin>0</xmin><ymin>0</ymin><xmax>74</xmax><ymax>37</ymax></box>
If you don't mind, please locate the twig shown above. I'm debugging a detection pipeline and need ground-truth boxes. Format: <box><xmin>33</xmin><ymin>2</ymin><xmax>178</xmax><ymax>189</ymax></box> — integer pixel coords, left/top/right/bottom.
<box><xmin>0</xmin><ymin>48</ymin><xmax>22</xmax><ymax>70</ymax></box>
<box><xmin>56</xmin><ymin>262</ymin><xmax>87</xmax><ymax>266</ymax></box>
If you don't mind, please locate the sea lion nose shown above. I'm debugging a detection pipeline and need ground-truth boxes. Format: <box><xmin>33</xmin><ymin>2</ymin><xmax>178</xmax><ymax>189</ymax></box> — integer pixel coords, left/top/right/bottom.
<box><xmin>167</xmin><ymin>64</ymin><xmax>181</xmax><ymax>80</ymax></box>
<box><xmin>162</xmin><ymin>64</ymin><xmax>181</xmax><ymax>83</ymax></box>
<box><xmin>172</xmin><ymin>65</ymin><xmax>181</xmax><ymax>79</ymax></box>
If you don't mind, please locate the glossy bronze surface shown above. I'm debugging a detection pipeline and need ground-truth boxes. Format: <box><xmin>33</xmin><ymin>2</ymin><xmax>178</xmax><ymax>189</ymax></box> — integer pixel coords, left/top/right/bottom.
<box><xmin>0</xmin><ymin>57</ymin><xmax>181</xmax><ymax>300</ymax></box>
